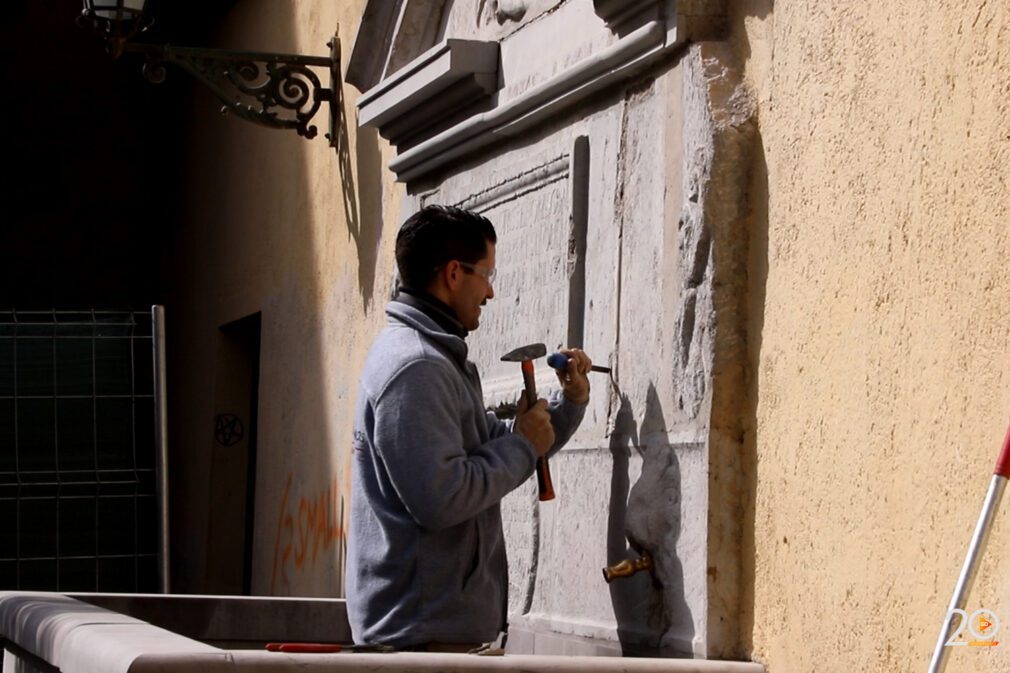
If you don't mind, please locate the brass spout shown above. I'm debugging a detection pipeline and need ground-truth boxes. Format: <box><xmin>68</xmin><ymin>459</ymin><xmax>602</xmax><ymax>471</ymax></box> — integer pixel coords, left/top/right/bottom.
<box><xmin>602</xmin><ymin>554</ymin><xmax>653</xmax><ymax>583</ymax></box>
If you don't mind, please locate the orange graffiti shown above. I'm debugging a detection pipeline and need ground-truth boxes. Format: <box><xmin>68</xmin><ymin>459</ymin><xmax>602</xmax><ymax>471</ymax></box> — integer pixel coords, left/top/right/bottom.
<box><xmin>270</xmin><ymin>472</ymin><xmax>345</xmax><ymax>594</ymax></box>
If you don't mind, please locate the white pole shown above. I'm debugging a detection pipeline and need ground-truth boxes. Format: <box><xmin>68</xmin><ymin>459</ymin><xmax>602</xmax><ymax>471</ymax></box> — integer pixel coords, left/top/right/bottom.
<box><xmin>926</xmin><ymin>422</ymin><xmax>1010</xmax><ymax>673</ymax></box>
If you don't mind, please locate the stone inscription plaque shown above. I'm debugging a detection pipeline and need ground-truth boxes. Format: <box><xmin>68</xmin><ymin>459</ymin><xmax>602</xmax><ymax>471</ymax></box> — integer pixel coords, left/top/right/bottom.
<box><xmin>452</xmin><ymin>154</ymin><xmax>573</xmax><ymax>408</ymax></box>
<box><xmin>422</xmin><ymin>150</ymin><xmax>582</xmax><ymax>616</ymax></box>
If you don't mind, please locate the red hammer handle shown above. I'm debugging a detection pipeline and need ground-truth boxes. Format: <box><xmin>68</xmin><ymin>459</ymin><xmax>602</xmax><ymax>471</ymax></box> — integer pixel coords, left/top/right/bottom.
<box><xmin>536</xmin><ymin>457</ymin><xmax>555</xmax><ymax>501</ymax></box>
<box><xmin>522</xmin><ymin>360</ymin><xmax>555</xmax><ymax>501</ymax></box>
<box><xmin>266</xmin><ymin>643</ymin><xmax>343</xmax><ymax>653</ymax></box>
<box><xmin>994</xmin><ymin>418</ymin><xmax>1010</xmax><ymax>478</ymax></box>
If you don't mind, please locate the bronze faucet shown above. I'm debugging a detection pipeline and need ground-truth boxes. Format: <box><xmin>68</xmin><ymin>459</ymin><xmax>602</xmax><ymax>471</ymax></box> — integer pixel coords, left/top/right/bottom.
<box><xmin>602</xmin><ymin>554</ymin><xmax>653</xmax><ymax>583</ymax></box>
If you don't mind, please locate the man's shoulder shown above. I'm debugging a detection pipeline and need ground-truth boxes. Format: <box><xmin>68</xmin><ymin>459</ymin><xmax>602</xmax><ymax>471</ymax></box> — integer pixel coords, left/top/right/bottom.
<box><xmin>361</xmin><ymin>324</ymin><xmax>456</xmax><ymax>395</ymax></box>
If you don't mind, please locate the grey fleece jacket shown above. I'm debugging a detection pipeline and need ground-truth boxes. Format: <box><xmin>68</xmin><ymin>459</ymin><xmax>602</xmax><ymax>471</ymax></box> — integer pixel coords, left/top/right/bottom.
<box><xmin>346</xmin><ymin>300</ymin><xmax>585</xmax><ymax>647</ymax></box>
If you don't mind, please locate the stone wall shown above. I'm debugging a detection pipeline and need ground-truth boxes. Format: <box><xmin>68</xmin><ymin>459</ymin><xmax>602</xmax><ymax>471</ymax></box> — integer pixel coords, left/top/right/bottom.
<box><xmin>350</xmin><ymin>0</ymin><xmax>756</xmax><ymax>658</ymax></box>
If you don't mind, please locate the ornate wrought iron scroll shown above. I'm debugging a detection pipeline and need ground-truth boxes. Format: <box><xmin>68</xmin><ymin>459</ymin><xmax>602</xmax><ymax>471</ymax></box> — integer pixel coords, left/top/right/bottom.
<box><xmin>125</xmin><ymin>38</ymin><xmax>340</xmax><ymax>144</ymax></box>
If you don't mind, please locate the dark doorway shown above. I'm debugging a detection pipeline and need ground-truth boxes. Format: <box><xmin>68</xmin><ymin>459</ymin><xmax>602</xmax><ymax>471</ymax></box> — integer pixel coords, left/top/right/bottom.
<box><xmin>204</xmin><ymin>312</ymin><xmax>261</xmax><ymax>595</ymax></box>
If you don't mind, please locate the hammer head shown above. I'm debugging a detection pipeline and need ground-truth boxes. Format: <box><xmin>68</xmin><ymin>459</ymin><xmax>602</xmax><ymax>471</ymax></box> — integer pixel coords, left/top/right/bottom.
<box><xmin>500</xmin><ymin>342</ymin><xmax>547</xmax><ymax>362</ymax></box>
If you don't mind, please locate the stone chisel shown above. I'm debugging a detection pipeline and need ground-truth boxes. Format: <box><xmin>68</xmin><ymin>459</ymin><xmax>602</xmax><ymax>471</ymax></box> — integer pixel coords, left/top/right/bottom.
<box><xmin>546</xmin><ymin>352</ymin><xmax>611</xmax><ymax>374</ymax></box>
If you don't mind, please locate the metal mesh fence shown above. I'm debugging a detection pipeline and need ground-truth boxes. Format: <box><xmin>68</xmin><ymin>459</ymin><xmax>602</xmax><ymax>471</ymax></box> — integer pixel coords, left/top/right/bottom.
<box><xmin>0</xmin><ymin>310</ymin><xmax>159</xmax><ymax>592</ymax></box>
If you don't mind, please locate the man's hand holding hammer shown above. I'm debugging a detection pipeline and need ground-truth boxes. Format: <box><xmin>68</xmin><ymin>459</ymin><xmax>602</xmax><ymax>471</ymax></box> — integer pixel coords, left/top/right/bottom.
<box><xmin>516</xmin><ymin>396</ymin><xmax>554</xmax><ymax>455</ymax></box>
<box><xmin>515</xmin><ymin>347</ymin><xmax>592</xmax><ymax>455</ymax></box>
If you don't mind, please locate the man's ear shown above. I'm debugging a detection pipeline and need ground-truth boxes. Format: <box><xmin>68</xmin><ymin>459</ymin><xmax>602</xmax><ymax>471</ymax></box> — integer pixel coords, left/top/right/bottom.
<box><xmin>428</xmin><ymin>261</ymin><xmax>461</xmax><ymax>300</ymax></box>
<box><xmin>442</xmin><ymin>260</ymin><xmax>463</xmax><ymax>291</ymax></box>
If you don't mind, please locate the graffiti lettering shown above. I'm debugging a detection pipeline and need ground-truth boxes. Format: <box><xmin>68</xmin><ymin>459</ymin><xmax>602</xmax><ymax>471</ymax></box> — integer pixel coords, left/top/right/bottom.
<box><xmin>270</xmin><ymin>472</ymin><xmax>345</xmax><ymax>594</ymax></box>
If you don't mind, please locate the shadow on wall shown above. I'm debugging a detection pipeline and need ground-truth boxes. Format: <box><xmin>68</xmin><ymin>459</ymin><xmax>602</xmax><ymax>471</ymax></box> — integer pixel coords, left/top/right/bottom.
<box><xmin>607</xmin><ymin>384</ymin><xmax>695</xmax><ymax>656</ymax></box>
<box><xmin>335</xmin><ymin>75</ymin><xmax>385</xmax><ymax>312</ymax></box>
<box><xmin>738</xmin><ymin>112</ymin><xmax>770</xmax><ymax>658</ymax></box>
<box><xmin>726</xmin><ymin>0</ymin><xmax>773</xmax><ymax>656</ymax></box>
<box><xmin>732</xmin><ymin>0</ymin><xmax>774</xmax><ymax>66</ymax></box>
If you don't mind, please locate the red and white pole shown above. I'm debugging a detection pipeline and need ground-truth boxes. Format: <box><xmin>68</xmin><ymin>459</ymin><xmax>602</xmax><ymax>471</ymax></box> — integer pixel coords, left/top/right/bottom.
<box><xmin>927</xmin><ymin>421</ymin><xmax>1010</xmax><ymax>673</ymax></box>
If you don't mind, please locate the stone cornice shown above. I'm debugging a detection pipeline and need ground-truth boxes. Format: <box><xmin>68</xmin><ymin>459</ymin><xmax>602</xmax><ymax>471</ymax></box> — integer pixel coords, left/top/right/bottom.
<box><xmin>389</xmin><ymin>20</ymin><xmax>683</xmax><ymax>183</ymax></box>
<box><xmin>356</xmin><ymin>38</ymin><xmax>500</xmax><ymax>147</ymax></box>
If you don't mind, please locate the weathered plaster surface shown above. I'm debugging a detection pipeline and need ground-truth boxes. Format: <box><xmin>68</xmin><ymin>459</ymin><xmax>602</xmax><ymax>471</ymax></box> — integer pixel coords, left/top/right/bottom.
<box><xmin>170</xmin><ymin>0</ymin><xmax>404</xmax><ymax>598</ymax></box>
<box><xmin>731</xmin><ymin>1</ymin><xmax>1010</xmax><ymax>671</ymax></box>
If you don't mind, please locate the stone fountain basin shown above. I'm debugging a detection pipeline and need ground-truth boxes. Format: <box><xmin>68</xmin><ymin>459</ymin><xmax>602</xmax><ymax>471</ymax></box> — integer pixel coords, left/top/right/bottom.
<box><xmin>0</xmin><ymin>592</ymin><xmax>763</xmax><ymax>673</ymax></box>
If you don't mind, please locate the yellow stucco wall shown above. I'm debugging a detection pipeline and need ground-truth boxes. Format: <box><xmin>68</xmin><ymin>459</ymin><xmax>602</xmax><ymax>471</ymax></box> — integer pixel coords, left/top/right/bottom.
<box><xmin>732</xmin><ymin>2</ymin><xmax>1010</xmax><ymax>671</ymax></box>
<box><xmin>168</xmin><ymin>0</ymin><xmax>402</xmax><ymax>597</ymax></box>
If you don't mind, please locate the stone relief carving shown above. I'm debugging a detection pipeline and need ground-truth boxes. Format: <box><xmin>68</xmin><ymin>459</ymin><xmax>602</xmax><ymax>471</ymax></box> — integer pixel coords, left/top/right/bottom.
<box><xmin>475</xmin><ymin>0</ymin><xmax>563</xmax><ymax>28</ymax></box>
<box><xmin>673</xmin><ymin>193</ymin><xmax>712</xmax><ymax>420</ymax></box>
<box><xmin>497</xmin><ymin>0</ymin><xmax>530</xmax><ymax>22</ymax></box>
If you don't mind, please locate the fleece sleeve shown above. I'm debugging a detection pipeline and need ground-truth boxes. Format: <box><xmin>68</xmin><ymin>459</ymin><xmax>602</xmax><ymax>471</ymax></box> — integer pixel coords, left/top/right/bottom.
<box><xmin>484</xmin><ymin>389</ymin><xmax>587</xmax><ymax>452</ymax></box>
<box><xmin>372</xmin><ymin>360</ymin><xmax>538</xmax><ymax>531</ymax></box>
<box><xmin>545</xmin><ymin>389</ymin><xmax>587</xmax><ymax>457</ymax></box>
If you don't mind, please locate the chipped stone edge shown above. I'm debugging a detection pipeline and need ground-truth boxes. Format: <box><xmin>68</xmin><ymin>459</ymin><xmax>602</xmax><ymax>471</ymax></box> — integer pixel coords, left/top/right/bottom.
<box><xmin>683</xmin><ymin>41</ymin><xmax>756</xmax><ymax>659</ymax></box>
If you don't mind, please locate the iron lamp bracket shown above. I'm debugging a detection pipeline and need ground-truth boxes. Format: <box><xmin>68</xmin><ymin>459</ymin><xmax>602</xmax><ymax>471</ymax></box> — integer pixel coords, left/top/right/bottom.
<box><xmin>123</xmin><ymin>36</ymin><xmax>342</xmax><ymax>147</ymax></box>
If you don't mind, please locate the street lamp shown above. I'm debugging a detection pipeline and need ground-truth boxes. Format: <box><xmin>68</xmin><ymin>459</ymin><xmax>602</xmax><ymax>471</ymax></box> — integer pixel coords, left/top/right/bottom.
<box><xmin>79</xmin><ymin>0</ymin><xmax>341</xmax><ymax>145</ymax></box>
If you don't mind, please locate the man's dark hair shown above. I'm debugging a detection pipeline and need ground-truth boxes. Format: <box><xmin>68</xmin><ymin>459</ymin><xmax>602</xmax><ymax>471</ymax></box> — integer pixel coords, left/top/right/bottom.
<box><xmin>395</xmin><ymin>205</ymin><xmax>497</xmax><ymax>289</ymax></box>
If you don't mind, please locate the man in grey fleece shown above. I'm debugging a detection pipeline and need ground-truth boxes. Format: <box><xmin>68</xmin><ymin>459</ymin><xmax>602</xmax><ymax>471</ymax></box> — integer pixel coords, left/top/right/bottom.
<box><xmin>347</xmin><ymin>205</ymin><xmax>594</xmax><ymax>651</ymax></box>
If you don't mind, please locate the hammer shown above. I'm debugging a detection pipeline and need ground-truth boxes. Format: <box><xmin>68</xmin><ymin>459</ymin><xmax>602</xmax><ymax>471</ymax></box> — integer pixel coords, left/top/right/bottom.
<box><xmin>500</xmin><ymin>342</ymin><xmax>555</xmax><ymax>501</ymax></box>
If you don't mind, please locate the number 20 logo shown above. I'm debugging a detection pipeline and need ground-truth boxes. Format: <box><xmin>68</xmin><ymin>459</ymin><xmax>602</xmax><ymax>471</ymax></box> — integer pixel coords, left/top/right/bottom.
<box><xmin>944</xmin><ymin>608</ymin><xmax>1001</xmax><ymax>646</ymax></box>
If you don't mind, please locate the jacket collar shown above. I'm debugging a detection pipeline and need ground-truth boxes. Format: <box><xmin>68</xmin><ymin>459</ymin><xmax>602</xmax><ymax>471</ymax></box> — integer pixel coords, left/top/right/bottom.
<box><xmin>386</xmin><ymin>294</ymin><xmax>469</xmax><ymax>366</ymax></box>
<box><xmin>393</xmin><ymin>287</ymin><xmax>467</xmax><ymax>339</ymax></box>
